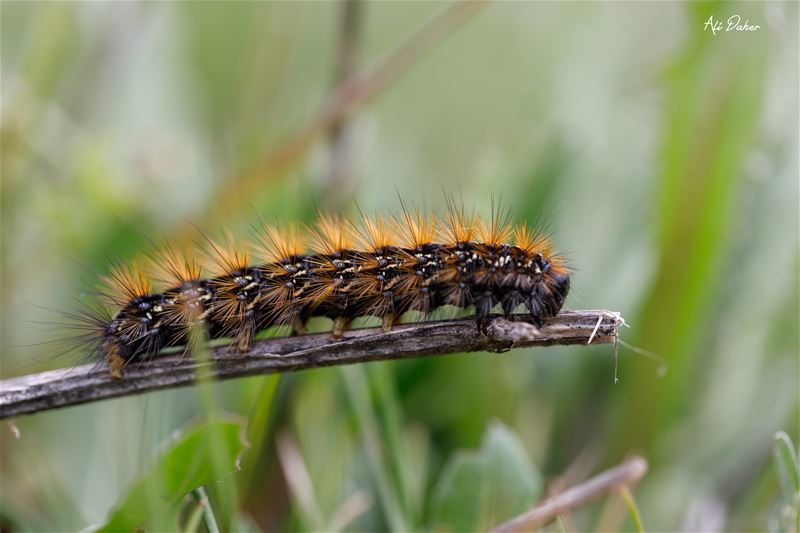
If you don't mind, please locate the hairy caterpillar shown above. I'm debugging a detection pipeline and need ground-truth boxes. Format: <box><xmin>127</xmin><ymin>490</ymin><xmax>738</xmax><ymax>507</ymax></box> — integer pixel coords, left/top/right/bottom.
<box><xmin>66</xmin><ymin>203</ymin><xmax>570</xmax><ymax>377</ymax></box>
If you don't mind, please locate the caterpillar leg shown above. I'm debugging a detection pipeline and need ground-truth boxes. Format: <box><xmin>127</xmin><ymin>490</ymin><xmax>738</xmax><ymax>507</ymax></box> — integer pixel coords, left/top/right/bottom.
<box><xmin>332</xmin><ymin>316</ymin><xmax>351</xmax><ymax>339</ymax></box>
<box><xmin>476</xmin><ymin>316</ymin><xmax>491</xmax><ymax>336</ymax></box>
<box><xmin>106</xmin><ymin>348</ymin><xmax>126</xmax><ymax>379</ymax></box>
<box><xmin>236</xmin><ymin>336</ymin><xmax>252</xmax><ymax>353</ymax></box>
<box><xmin>291</xmin><ymin>317</ymin><xmax>307</xmax><ymax>336</ymax></box>
<box><xmin>382</xmin><ymin>314</ymin><xmax>396</xmax><ymax>333</ymax></box>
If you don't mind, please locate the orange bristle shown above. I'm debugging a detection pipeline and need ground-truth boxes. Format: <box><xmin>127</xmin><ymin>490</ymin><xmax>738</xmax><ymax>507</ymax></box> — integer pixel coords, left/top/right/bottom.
<box><xmin>437</xmin><ymin>201</ymin><xmax>477</xmax><ymax>244</ymax></box>
<box><xmin>151</xmin><ymin>246</ymin><xmax>208</xmax><ymax>339</ymax></box>
<box><xmin>101</xmin><ymin>263</ymin><xmax>153</xmax><ymax>307</ymax></box>
<box><xmin>253</xmin><ymin>223</ymin><xmax>310</xmax><ymax>330</ymax></box>
<box><xmin>257</xmin><ymin>224</ymin><xmax>305</xmax><ymax>265</ymax></box>
<box><xmin>204</xmin><ymin>233</ymin><xmax>251</xmax><ymax>277</ymax></box>
<box><xmin>513</xmin><ymin>222</ymin><xmax>553</xmax><ymax>256</ymax></box>
<box><xmin>308</xmin><ymin>214</ymin><xmax>354</xmax><ymax>256</ymax></box>
<box><xmin>203</xmin><ymin>234</ymin><xmax>258</xmax><ymax>351</ymax></box>
<box><xmin>354</xmin><ymin>213</ymin><xmax>396</xmax><ymax>252</ymax></box>
<box><xmin>395</xmin><ymin>206</ymin><xmax>437</xmax><ymax>250</ymax></box>
<box><xmin>477</xmin><ymin>202</ymin><xmax>514</xmax><ymax>247</ymax></box>
<box><xmin>547</xmin><ymin>253</ymin><xmax>571</xmax><ymax>275</ymax></box>
<box><xmin>152</xmin><ymin>244</ymin><xmax>203</xmax><ymax>287</ymax></box>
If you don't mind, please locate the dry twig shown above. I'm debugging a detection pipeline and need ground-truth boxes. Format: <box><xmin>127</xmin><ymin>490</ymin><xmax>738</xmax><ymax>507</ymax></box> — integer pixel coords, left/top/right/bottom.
<box><xmin>491</xmin><ymin>455</ymin><xmax>648</xmax><ymax>533</ymax></box>
<box><xmin>322</xmin><ymin>0</ymin><xmax>364</xmax><ymax>207</ymax></box>
<box><xmin>218</xmin><ymin>0</ymin><xmax>487</xmax><ymax>214</ymax></box>
<box><xmin>0</xmin><ymin>310</ymin><xmax>620</xmax><ymax>419</ymax></box>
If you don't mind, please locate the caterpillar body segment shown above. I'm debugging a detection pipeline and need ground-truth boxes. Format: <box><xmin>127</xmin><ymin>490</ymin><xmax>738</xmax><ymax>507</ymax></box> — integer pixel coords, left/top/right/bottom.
<box><xmin>80</xmin><ymin>209</ymin><xmax>571</xmax><ymax>374</ymax></box>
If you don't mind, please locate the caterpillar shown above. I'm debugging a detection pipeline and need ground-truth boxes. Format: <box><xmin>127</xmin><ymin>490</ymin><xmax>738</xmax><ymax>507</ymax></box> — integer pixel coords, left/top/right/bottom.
<box><xmin>66</xmin><ymin>203</ymin><xmax>571</xmax><ymax>377</ymax></box>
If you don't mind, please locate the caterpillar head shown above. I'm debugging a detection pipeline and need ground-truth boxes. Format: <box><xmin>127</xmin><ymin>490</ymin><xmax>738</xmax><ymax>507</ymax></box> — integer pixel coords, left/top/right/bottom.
<box><xmin>526</xmin><ymin>251</ymin><xmax>570</xmax><ymax>320</ymax></box>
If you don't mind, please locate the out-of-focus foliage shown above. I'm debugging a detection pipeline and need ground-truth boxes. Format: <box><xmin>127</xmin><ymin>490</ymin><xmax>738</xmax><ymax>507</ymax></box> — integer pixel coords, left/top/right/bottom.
<box><xmin>1</xmin><ymin>2</ymin><xmax>797</xmax><ymax>531</ymax></box>
<box><xmin>772</xmin><ymin>432</ymin><xmax>800</xmax><ymax>532</ymax></box>
<box><xmin>431</xmin><ymin>421</ymin><xmax>542</xmax><ymax>531</ymax></box>
<box><xmin>98</xmin><ymin>417</ymin><xmax>247</xmax><ymax>532</ymax></box>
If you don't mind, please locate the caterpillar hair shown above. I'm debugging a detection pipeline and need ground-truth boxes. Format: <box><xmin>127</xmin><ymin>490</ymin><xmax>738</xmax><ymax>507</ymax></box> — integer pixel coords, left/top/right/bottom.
<box><xmin>65</xmin><ymin>202</ymin><xmax>571</xmax><ymax>377</ymax></box>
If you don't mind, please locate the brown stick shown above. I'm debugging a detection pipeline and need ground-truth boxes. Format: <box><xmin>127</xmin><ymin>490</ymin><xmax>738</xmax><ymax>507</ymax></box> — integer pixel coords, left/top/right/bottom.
<box><xmin>322</xmin><ymin>0</ymin><xmax>364</xmax><ymax>206</ymax></box>
<box><xmin>218</xmin><ymin>0</ymin><xmax>487</xmax><ymax>215</ymax></box>
<box><xmin>0</xmin><ymin>310</ymin><xmax>620</xmax><ymax>419</ymax></box>
<box><xmin>491</xmin><ymin>455</ymin><xmax>648</xmax><ymax>533</ymax></box>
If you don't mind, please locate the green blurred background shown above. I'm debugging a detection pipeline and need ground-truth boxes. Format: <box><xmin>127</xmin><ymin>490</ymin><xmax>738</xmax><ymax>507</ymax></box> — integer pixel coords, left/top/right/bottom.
<box><xmin>1</xmin><ymin>2</ymin><xmax>798</xmax><ymax>531</ymax></box>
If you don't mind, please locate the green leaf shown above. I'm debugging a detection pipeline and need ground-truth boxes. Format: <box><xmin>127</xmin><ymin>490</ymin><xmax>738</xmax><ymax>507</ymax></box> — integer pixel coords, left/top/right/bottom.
<box><xmin>96</xmin><ymin>417</ymin><xmax>248</xmax><ymax>532</ymax></box>
<box><xmin>431</xmin><ymin>421</ymin><xmax>542</xmax><ymax>532</ymax></box>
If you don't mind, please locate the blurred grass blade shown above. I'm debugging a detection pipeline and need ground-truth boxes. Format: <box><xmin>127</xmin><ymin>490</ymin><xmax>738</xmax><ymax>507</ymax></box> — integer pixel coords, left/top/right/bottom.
<box><xmin>275</xmin><ymin>431</ymin><xmax>325</xmax><ymax>531</ymax></box>
<box><xmin>241</xmin><ymin>374</ymin><xmax>281</xmax><ymax>495</ymax></box>
<box><xmin>96</xmin><ymin>417</ymin><xmax>248</xmax><ymax>532</ymax></box>
<box><xmin>341</xmin><ymin>365</ymin><xmax>409</xmax><ymax>532</ymax></box>
<box><xmin>773</xmin><ymin>431</ymin><xmax>800</xmax><ymax>533</ymax></box>
<box><xmin>367</xmin><ymin>363</ymin><xmax>419</xmax><ymax>523</ymax></box>
<box><xmin>189</xmin><ymin>323</ymin><xmax>240</xmax><ymax>531</ymax></box>
<box><xmin>191</xmin><ymin>487</ymin><xmax>220</xmax><ymax>533</ymax></box>
<box><xmin>182</xmin><ymin>499</ymin><xmax>205</xmax><ymax>533</ymax></box>
<box><xmin>774</xmin><ymin>432</ymin><xmax>800</xmax><ymax>496</ymax></box>
<box><xmin>618</xmin><ymin>1</ymin><xmax>770</xmax><ymax>453</ymax></box>
<box><xmin>329</xmin><ymin>490</ymin><xmax>374</xmax><ymax>532</ymax></box>
<box><xmin>619</xmin><ymin>486</ymin><xmax>646</xmax><ymax>533</ymax></box>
